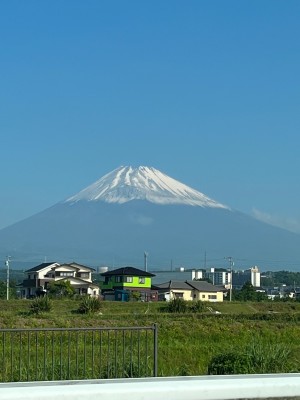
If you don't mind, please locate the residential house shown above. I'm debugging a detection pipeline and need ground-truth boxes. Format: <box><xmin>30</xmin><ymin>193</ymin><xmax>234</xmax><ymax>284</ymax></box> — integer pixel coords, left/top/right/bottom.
<box><xmin>101</xmin><ymin>266</ymin><xmax>157</xmax><ymax>301</ymax></box>
<box><xmin>19</xmin><ymin>262</ymin><xmax>100</xmax><ymax>298</ymax></box>
<box><xmin>156</xmin><ymin>280</ymin><xmax>223</xmax><ymax>302</ymax></box>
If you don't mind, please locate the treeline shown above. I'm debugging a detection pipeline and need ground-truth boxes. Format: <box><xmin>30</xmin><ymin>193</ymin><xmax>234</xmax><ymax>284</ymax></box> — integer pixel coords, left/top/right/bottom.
<box><xmin>232</xmin><ymin>282</ymin><xmax>267</xmax><ymax>302</ymax></box>
<box><xmin>261</xmin><ymin>270</ymin><xmax>300</xmax><ymax>287</ymax></box>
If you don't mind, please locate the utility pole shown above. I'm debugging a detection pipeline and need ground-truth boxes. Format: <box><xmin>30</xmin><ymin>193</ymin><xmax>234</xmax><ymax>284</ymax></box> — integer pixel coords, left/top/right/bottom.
<box><xmin>225</xmin><ymin>256</ymin><xmax>234</xmax><ymax>302</ymax></box>
<box><xmin>144</xmin><ymin>252</ymin><xmax>148</xmax><ymax>272</ymax></box>
<box><xmin>5</xmin><ymin>256</ymin><xmax>11</xmax><ymax>301</ymax></box>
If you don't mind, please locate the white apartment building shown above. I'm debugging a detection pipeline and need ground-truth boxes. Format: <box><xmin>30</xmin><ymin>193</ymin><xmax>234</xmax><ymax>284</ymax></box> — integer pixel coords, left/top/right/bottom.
<box><xmin>192</xmin><ymin>268</ymin><xmax>231</xmax><ymax>288</ymax></box>
<box><xmin>192</xmin><ymin>266</ymin><xmax>261</xmax><ymax>289</ymax></box>
<box><xmin>232</xmin><ymin>266</ymin><xmax>261</xmax><ymax>288</ymax></box>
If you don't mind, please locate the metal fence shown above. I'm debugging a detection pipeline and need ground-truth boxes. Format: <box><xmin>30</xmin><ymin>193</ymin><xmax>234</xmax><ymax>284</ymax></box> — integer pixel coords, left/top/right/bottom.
<box><xmin>0</xmin><ymin>325</ymin><xmax>158</xmax><ymax>382</ymax></box>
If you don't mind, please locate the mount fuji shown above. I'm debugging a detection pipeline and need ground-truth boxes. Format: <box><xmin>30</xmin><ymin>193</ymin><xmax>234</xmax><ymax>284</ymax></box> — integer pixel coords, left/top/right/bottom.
<box><xmin>0</xmin><ymin>166</ymin><xmax>299</xmax><ymax>270</ymax></box>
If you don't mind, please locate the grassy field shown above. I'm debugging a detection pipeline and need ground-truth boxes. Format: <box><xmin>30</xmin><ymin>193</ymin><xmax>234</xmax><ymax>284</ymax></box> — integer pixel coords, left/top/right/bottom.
<box><xmin>1</xmin><ymin>299</ymin><xmax>300</xmax><ymax>377</ymax></box>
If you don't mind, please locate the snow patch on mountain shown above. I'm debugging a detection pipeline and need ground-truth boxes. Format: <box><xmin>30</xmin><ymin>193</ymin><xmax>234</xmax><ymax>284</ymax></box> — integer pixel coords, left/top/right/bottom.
<box><xmin>65</xmin><ymin>166</ymin><xmax>229</xmax><ymax>209</ymax></box>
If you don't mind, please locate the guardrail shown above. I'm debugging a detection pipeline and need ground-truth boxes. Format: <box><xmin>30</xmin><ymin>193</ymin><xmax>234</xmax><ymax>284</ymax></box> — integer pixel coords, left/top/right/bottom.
<box><xmin>1</xmin><ymin>374</ymin><xmax>300</xmax><ymax>400</ymax></box>
<box><xmin>0</xmin><ymin>325</ymin><xmax>158</xmax><ymax>382</ymax></box>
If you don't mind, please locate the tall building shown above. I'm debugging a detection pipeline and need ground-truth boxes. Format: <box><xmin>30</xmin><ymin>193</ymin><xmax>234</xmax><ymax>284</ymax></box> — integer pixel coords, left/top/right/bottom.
<box><xmin>232</xmin><ymin>266</ymin><xmax>261</xmax><ymax>288</ymax></box>
<box><xmin>192</xmin><ymin>268</ymin><xmax>231</xmax><ymax>288</ymax></box>
<box><xmin>192</xmin><ymin>266</ymin><xmax>261</xmax><ymax>290</ymax></box>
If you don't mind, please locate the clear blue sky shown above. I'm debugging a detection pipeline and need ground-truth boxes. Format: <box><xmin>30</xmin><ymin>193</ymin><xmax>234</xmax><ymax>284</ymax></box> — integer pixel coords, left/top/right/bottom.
<box><xmin>1</xmin><ymin>0</ymin><xmax>299</xmax><ymax>233</ymax></box>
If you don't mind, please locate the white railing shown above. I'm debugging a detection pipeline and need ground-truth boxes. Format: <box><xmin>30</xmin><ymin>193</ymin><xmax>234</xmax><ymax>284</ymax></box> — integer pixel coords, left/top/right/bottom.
<box><xmin>0</xmin><ymin>374</ymin><xmax>300</xmax><ymax>400</ymax></box>
<box><xmin>1</xmin><ymin>374</ymin><xmax>300</xmax><ymax>400</ymax></box>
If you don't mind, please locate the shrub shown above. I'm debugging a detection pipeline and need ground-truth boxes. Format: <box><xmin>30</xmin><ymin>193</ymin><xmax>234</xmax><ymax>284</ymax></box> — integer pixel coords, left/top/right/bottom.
<box><xmin>77</xmin><ymin>296</ymin><xmax>102</xmax><ymax>314</ymax></box>
<box><xmin>30</xmin><ymin>296</ymin><xmax>52</xmax><ymax>315</ymax></box>
<box><xmin>208</xmin><ymin>352</ymin><xmax>250</xmax><ymax>375</ymax></box>
<box><xmin>167</xmin><ymin>298</ymin><xmax>188</xmax><ymax>313</ymax></box>
<box><xmin>189</xmin><ymin>300</ymin><xmax>205</xmax><ymax>313</ymax></box>
<box><xmin>130</xmin><ymin>291</ymin><xmax>141</xmax><ymax>301</ymax></box>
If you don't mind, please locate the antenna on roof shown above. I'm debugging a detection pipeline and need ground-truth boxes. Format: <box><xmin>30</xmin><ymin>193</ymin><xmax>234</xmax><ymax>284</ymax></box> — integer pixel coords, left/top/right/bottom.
<box><xmin>144</xmin><ymin>252</ymin><xmax>148</xmax><ymax>272</ymax></box>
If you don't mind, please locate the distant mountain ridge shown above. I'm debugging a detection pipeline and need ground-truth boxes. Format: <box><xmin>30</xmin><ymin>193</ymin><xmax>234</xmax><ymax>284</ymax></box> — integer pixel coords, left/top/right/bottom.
<box><xmin>0</xmin><ymin>166</ymin><xmax>299</xmax><ymax>270</ymax></box>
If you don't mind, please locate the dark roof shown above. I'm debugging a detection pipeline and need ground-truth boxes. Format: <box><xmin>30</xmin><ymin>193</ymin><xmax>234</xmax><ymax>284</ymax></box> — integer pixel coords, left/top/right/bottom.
<box><xmin>26</xmin><ymin>262</ymin><xmax>56</xmax><ymax>272</ymax></box>
<box><xmin>66</xmin><ymin>262</ymin><xmax>95</xmax><ymax>271</ymax></box>
<box><xmin>155</xmin><ymin>280</ymin><xmax>222</xmax><ymax>293</ymax></box>
<box><xmin>156</xmin><ymin>281</ymin><xmax>192</xmax><ymax>290</ymax></box>
<box><xmin>101</xmin><ymin>266</ymin><xmax>155</xmax><ymax>277</ymax></box>
<box><xmin>186</xmin><ymin>280</ymin><xmax>220</xmax><ymax>292</ymax></box>
<box><xmin>60</xmin><ymin>262</ymin><xmax>95</xmax><ymax>271</ymax></box>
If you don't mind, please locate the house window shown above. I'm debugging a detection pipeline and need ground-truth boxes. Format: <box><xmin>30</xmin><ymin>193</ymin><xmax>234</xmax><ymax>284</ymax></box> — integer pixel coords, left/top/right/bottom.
<box><xmin>115</xmin><ymin>276</ymin><xmax>123</xmax><ymax>283</ymax></box>
<box><xmin>174</xmin><ymin>292</ymin><xmax>184</xmax><ymax>298</ymax></box>
<box><xmin>60</xmin><ymin>272</ymin><xmax>73</xmax><ymax>277</ymax></box>
<box><xmin>202</xmin><ymin>294</ymin><xmax>206</xmax><ymax>299</ymax></box>
<box><xmin>80</xmin><ymin>272</ymin><xmax>89</xmax><ymax>278</ymax></box>
<box><xmin>208</xmin><ymin>295</ymin><xmax>217</xmax><ymax>300</ymax></box>
<box><xmin>124</xmin><ymin>276</ymin><xmax>133</xmax><ymax>283</ymax></box>
<box><xmin>138</xmin><ymin>277</ymin><xmax>145</xmax><ymax>284</ymax></box>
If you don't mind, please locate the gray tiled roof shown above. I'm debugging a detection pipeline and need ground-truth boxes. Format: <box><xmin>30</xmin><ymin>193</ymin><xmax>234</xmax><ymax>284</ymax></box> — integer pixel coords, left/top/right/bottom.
<box><xmin>156</xmin><ymin>280</ymin><xmax>221</xmax><ymax>292</ymax></box>
<box><xmin>186</xmin><ymin>280</ymin><xmax>220</xmax><ymax>292</ymax></box>
<box><xmin>156</xmin><ymin>281</ymin><xmax>192</xmax><ymax>290</ymax></box>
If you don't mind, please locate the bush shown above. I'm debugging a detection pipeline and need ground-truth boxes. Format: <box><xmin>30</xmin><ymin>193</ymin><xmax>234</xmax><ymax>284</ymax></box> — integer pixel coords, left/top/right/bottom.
<box><xmin>166</xmin><ymin>298</ymin><xmax>188</xmax><ymax>313</ymax></box>
<box><xmin>189</xmin><ymin>300</ymin><xmax>205</xmax><ymax>313</ymax></box>
<box><xmin>30</xmin><ymin>296</ymin><xmax>52</xmax><ymax>315</ymax></box>
<box><xmin>77</xmin><ymin>296</ymin><xmax>102</xmax><ymax>314</ymax></box>
<box><xmin>130</xmin><ymin>291</ymin><xmax>141</xmax><ymax>301</ymax></box>
<box><xmin>208</xmin><ymin>352</ymin><xmax>250</xmax><ymax>375</ymax></box>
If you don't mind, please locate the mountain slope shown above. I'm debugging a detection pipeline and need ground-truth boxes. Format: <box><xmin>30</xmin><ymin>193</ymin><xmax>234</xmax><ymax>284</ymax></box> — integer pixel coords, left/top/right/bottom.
<box><xmin>0</xmin><ymin>166</ymin><xmax>299</xmax><ymax>270</ymax></box>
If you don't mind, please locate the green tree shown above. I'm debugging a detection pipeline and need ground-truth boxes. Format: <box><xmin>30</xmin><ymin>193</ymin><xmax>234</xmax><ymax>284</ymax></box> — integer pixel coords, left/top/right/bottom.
<box><xmin>233</xmin><ymin>282</ymin><xmax>267</xmax><ymax>302</ymax></box>
<box><xmin>261</xmin><ymin>270</ymin><xmax>300</xmax><ymax>287</ymax></box>
<box><xmin>0</xmin><ymin>280</ymin><xmax>17</xmax><ymax>299</ymax></box>
<box><xmin>48</xmin><ymin>280</ymin><xmax>75</xmax><ymax>298</ymax></box>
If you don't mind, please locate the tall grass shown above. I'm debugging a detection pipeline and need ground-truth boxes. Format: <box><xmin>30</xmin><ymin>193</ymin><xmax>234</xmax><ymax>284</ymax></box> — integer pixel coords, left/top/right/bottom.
<box><xmin>1</xmin><ymin>299</ymin><xmax>300</xmax><ymax>378</ymax></box>
<box><xmin>207</xmin><ymin>339</ymin><xmax>296</xmax><ymax>375</ymax></box>
<box><xmin>0</xmin><ymin>328</ymin><xmax>155</xmax><ymax>382</ymax></box>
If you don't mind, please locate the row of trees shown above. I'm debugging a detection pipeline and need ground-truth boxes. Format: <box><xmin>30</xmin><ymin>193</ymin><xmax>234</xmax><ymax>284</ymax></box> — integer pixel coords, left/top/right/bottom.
<box><xmin>231</xmin><ymin>282</ymin><xmax>267</xmax><ymax>302</ymax></box>
<box><xmin>261</xmin><ymin>270</ymin><xmax>300</xmax><ymax>286</ymax></box>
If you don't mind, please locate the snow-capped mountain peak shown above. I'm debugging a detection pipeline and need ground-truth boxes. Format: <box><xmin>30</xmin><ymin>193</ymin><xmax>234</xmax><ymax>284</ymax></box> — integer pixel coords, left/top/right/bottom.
<box><xmin>65</xmin><ymin>166</ymin><xmax>229</xmax><ymax>209</ymax></box>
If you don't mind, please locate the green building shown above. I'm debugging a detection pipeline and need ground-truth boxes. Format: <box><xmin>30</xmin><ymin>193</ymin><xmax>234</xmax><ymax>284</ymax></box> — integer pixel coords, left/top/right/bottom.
<box><xmin>101</xmin><ymin>266</ymin><xmax>157</xmax><ymax>301</ymax></box>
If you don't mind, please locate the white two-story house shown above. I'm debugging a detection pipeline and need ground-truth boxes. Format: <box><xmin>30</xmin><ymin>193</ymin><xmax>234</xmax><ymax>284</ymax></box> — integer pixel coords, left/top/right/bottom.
<box><xmin>19</xmin><ymin>262</ymin><xmax>100</xmax><ymax>298</ymax></box>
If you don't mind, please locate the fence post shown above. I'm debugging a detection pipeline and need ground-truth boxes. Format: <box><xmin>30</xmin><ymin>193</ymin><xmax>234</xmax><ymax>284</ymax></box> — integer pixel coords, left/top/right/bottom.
<box><xmin>153</xmin><ymin>324</ymin><xmax>158</xmax><ymax>377</ymax></box>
